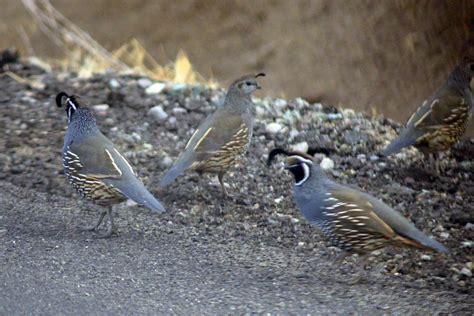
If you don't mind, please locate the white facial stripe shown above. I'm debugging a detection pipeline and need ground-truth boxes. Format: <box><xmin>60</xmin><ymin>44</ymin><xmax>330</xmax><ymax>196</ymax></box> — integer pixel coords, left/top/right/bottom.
<box><xmin>66</xmin><ymin>98</ymin><xmax>77</xmax><ymax>111</ymax></box>
<box><xmin>295</xmin><ymin>162</ymin><xmax>310</xmax><ymax>186</ymax></box>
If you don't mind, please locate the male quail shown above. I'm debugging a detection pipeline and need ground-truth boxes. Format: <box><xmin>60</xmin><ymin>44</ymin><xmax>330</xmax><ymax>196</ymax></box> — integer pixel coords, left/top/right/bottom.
<box><xmin>267</xmin><ymin>148</ymin><xmax>448</xmax><ymax>256</ymax></box>
<box><xmin>159</xmin><ymin>73</ymin><xmax>265</xmax><ymax>196</ymax></box>
<box><xmin>56</xmin><ymin>92</ymin><xmax>165</xmax><ymax>237</ymax></box>
<box><xmin>383</xmin><ymin>57</ymin><xmax>474</xmax><ymax>157</ymax></box>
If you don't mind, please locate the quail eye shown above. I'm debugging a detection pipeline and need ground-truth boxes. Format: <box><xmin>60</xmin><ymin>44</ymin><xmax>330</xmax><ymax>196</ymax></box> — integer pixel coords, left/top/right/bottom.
<box><xmin>245</xmin><ymin>82</ymin><xmax>252</xmax><ymax>86</ymax></box>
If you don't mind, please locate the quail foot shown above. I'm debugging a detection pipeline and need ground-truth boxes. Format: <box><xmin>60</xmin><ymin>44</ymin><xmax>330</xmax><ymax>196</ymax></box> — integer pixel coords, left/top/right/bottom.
<box><xmin>268</xmin><ymin>148</ymin><xmax>448</xmax><ymax>282</ymax></box>
<box><xmin>382</xmin><ymin>57</ymin><xmax>474</xmax><ymax>171</ymax></box>
<box><xmin>56</xmin><ymin>92</ymin><xmax>166</xmax><ymax>237</ymax></box>
<box><xmin>160</xmin><ymin>73</ymin><xmax>265</xmax><ymax>196</ymax></box>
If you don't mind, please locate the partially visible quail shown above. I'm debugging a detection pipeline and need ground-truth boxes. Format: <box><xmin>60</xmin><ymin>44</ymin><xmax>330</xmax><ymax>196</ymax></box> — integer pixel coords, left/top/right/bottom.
<box><xmin>159</xmin><ymin>73</ymin><xmax>265</xmax><ymax>196</ymax></box>
<box><xmin>268</xmin><ymin>148</ymin><xmax>448</xmax><ymax>257</ymax></box>
<box><xmin>383</xmin><ymin>57</ymin><xmax>474</xmax><ymax>157</ymax></box>
<box><xmin>57</xmin><ymin>92</ymin><xmax>165</xmax><ymax>237</ymax></box>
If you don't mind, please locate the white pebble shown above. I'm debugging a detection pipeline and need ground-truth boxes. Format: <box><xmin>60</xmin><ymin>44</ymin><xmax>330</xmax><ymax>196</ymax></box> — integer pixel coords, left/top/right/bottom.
<box><xmin>274</xmin><ymin>98</ymin><xmax>287</xmax><ymax>110</ymax></box>
<box><xmin>266</xmin><ymin>122</ymin><xmax>283</xmax><ymax>134</ymax></box>
<box><xmin>420</xmin><ymin>254</ymin><xmax>431</xmax><ymax>261</ymax></box>
<box><xmin>161</xmin><ymin>156</ymin><xmax>174</xmax><ymax>168</ymax></box>
<box><xmin>291</xmin><ymin>142</ymin><xmax>308</xmax><ymax>153</ymax></box>
<box><xmin>439</xmin><ymin>232</ymin><xmax>450</xmax><ymax>240</ymax></box>
<box><xmin>148</xmin><ymin>105</ymin><xmax>168</xmax><ymax>121</ymax></box>
<box><xmin>145</xmin><ymin>82</ymin><xmax>166</xmax><ymax>95</ymax></box>
<box><xmin>108</xmin><ymin>79</ymin><xmax>120</xmax><ymax>89</ymax></box>
<box><xmin>172</xmin><ymin>107</ymin><xmax>187</xmax><ymax>115</ymax></box>
<box><xmin>93</xmin><ymin>104</ymin><xmax>109</xmax><ymax>115</ymax></box>
<box><xmin>290</xmin><ymin>218</ymin><xmax>300</xmax><ymax>224</ymax></box>
<box><xmin>137</xmin><ymin>78</ymin><xmax>153</xmax><ymax>89</ymax></box>
<box><xmin>370</xmin><ymin>155</ymin><xmax>380</xmax><ymax>162</ymax></box>
<box><xmin>320</xmin><ymin>157</ymin><xmax>334</xmax><ymax>170</ymax></box>
<box><xmin>126</xmin><ymin>199</ymin><xmax>138</xmax><ymax>207</ymax></box>
<box><xmin>460</xmin><ymin>267</ymin><xmax>472</xmax><ymax>278</ymax></box>
<box><xmin>294</xmin><ymin>97</ymin><xmax>309</xmax><ymax>107</ymax></box>
<box><xmin>357</xmin><ymin>154</ymin><xmax>366</xmax><ymax>162</ymax></box>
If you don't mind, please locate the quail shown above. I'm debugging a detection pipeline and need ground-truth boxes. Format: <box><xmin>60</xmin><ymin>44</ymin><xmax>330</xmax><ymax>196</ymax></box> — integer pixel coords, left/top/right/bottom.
<box><xmin>267</xmin><ymin>148</ymin><xmax>448</xmax><ymax>257</ymax></box>
<box><xmin>383</xmin><ymin>57</ymin><xmax>474</xmax><ymax>158</ymax></box>
<box><xmin>56</xmin><ymin>92</ymin><xmax>165</xmax><ymax>237</ymax></box>
<box><xmin>159</xmin><ymin>73</ymin><xmax>265</xmax><ymax>196</ymax></box>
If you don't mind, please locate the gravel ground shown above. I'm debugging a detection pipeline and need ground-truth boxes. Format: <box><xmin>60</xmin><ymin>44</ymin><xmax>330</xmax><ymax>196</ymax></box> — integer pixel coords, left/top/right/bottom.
<box><xmin>0</xmin><ymin>61</ymin><xmax>473</xmax><ymax>314</ymax></box>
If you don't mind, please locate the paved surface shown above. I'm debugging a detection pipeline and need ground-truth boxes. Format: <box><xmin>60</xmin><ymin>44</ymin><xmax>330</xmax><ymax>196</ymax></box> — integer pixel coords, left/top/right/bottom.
<box><xmin>1</xmin><ymin>181</ymin><xmax>471</xmax><ymax>315</ymax></box>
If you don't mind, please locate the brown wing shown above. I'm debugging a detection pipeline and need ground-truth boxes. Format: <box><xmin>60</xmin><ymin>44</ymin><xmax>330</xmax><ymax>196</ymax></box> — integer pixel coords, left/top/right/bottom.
<box><xmin>413</xmin><ymin>93</ymin><xmax>468</xmax><ymax>129</ymax></box>
<box><xmin>323</xmin><ymin>190</ymin><xmax>397</xmax><ymax>251</ymax></box>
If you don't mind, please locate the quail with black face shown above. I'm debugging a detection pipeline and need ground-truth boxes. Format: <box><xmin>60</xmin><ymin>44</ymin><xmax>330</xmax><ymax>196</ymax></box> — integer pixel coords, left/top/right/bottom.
<box><xmin>57</xmin><ymin>92</ymin><xmax>165</xmax><ymax>237</ymax></box>
<box><xmin>383</xmin><ymin>57</ymin><xmax>474</xmax><ymax>158</ymax></box>
<box><xmin>268</xmin><ymin>148</ymin><xmax>448</xmax><ymax>256</ymax></box>
<box><xmin>160</xmin><ymin>73</ymin><xmax>265</xmax><ymax>196</ymax></box>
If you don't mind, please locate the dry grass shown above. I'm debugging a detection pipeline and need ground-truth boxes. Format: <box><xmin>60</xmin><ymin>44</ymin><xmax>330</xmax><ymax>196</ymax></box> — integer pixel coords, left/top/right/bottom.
<box><xmin>21</xmin><ymin>0</ymin><xmax>213</xmax><ymax>85</ymax></box>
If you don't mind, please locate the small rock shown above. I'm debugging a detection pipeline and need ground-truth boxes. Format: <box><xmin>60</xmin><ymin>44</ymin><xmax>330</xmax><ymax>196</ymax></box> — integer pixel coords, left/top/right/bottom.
<box><xmin>104</xmin><ymin>118</ymin><xmax>114</xmax><ymax>125</ymax></box>
<box><xmin>439</xmin><ymin>232</ymin><xmax>450</xmax><ymax>240</ymax></box>
<box><xmin>289</xmin><ymin>129</ymin><xmax>299</xmax><ymax>139</ymax></box>
<box><xmin>172</xmin><ymin>107</ymin><xmax>187</xmax><ymax>115</ymax></box>
<box><xmin>461</xmin><ymin>240</ymin><xmax>473</xmax><ymax>248</ymax></box>
<box><xmin>266</xmin><ymin>122</ymin><xmax>283</xmax><ymax>134</ymax></box>
<box><xmin>93</xmin><ymin>104</ymin><xmax>109</xmax><ymax>115</ymax></box>
<box><xmin>148</xmin><ymin>105</ymin><xmax>168</xmax><ymax>121</ymax></box>
<box><xmin>297</xmin><ymin>241</ymin><xmax>305</xmax><ymax>247</ymax></box>
<box><xmin>126</xmin><ymin>199</ymin><xmax>138</xmax><ymax>207</ymax></box>
<box><xmin>255</xmin><ymin>105</ymin><xmax>266</xmax><ymax>117</ymax></box>
<box><xmin>320</xmin><ymin>157</ymin><xmax>334</xmax><ymax>170</ymax></box>
<box><xmin>465</xmin><ymin>223</ymin><xmax>474</xmax><ymax>230</ymax></box>
<box><xmin>108</xmin><ymin>79</ymin><xmax>120</xmax><ymax>89</ymax></box>
<box><xmin>170</xmin><ymin>83</ymin><xmax>187</xmax><ymax>92</ymax></box>
<box><xmin>161</xmin><ymin>156</ymin><xmax>173</xmax><ymax>168</ymax></box>
<box><xmin>357</xmin><ymin>154</ymin><xmax>366</xmax><ymax>162</ymax></box>
<box><xmin>131</xmin><ymin>132</ymin><xmax>141</xmax><ymax>142</ymax></box>
<box><xmin>168</xmin><ymin>116</ymin><xmax>177</xmax><ymax>125</ymax></box>
<box><xmin>274</xmin><ymin>197</ymin><xmax>283</xmax><ymax>204</ymax></box>
<box><xmin>291</xmin><ymin>142</ymin><xmax>308</xmax><ymax>153</ymax></box>
<box><xmin>274</xmin><ymin>98</ymin><xmax>287</xmax><ymax>110</ymax></box>
<box><xmin>294</xmin><ymin>97</ymin><xmax>309</xmax><ymax>107</ymax></box>
<box><xmin>420</xmin><ymin>254</ymin><xmax>431</xmax><ymax>261</ymax></box>
<box><xmin>137</xmin><ymin>78</ymin><xmax>153</xmax><ymax>89</ymax></box>
<box><xmin>145</xmin><ymin>82</ymin><xmax>166</xmax><ymax>95</ymax></box>
<box><xmin>290</xmin><ymin>218</ymin><xmax>300</xmax><ymax>224</ymax></box>
<box><xmin>459</xmin><ymin>267</ymin><xmax>472</xmax><ymax>278</ymax></box>
<box><xmin>327</xmin><ymin>113</ymin><xmax>343</xmax><ymax>120</ymax></box>
<box><xmin>370</xmin><ymin>155</ymin><xmax>380</xmax><ymax>162</ymax></box>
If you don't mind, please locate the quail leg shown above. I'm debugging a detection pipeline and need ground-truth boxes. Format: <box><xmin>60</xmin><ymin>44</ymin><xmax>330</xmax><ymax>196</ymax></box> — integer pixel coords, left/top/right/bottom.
<box><xmin>97</xmin><ymin>206</ymin><xmax>117</xmax><ymax>238</ymax></box>
<box><xmin>82</xmin><ymin>209</ymin><xmax>107</xmax><ymax>232</ymax></box>
<box><xmin>218</xmin><ymin>172</ymin><xmax>229</xmax><ymax>197</ymax></box>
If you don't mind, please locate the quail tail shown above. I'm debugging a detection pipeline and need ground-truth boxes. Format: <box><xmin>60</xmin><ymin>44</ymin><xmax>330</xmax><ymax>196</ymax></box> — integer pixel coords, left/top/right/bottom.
<box><xmin>159</xmin><ymin>155</ymin><xmax>193</xmax><ymax>187</ymax></box>
<box><xmin>382</xmin><ymin>131</ymin><xmax>418</xmax><ymax>157</ymax></box>
<box><xmin>114</xmin><ymin>180</ymin><xmax>166</xmax><ymax>213</ymax></box>
<box><xmin>399</xmin><ymin>227</ymin><xmax>449</xmax><ymax>253</ymax></box>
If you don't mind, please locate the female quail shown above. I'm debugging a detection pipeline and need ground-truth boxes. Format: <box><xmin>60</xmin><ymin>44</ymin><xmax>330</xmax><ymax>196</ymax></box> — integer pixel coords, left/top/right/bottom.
<box><xmin>383</xmin><ymin>57</ymin><xmax>474</xmax><ymax>157</ymax></box>
<box><xmin>159</xmin><ymin>73</ymin><xmax>265</xmax><ymax>196</ymax></box>
<box><xmin>268</xmin><ymin>148</ymin><xmax>448</xmax><ymax>256</ymax></box>
<box><xmin>57</xmin><ymin>92</ymin><xmax>165</xmax><ymax>237</ymax></box>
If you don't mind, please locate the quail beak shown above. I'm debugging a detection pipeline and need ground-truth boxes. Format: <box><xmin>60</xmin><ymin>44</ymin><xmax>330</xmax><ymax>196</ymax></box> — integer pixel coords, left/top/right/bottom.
<box><xmin>256</xmin><ymin>83</ymin><xmax>262</xmax><ymax>90</ymax></box>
